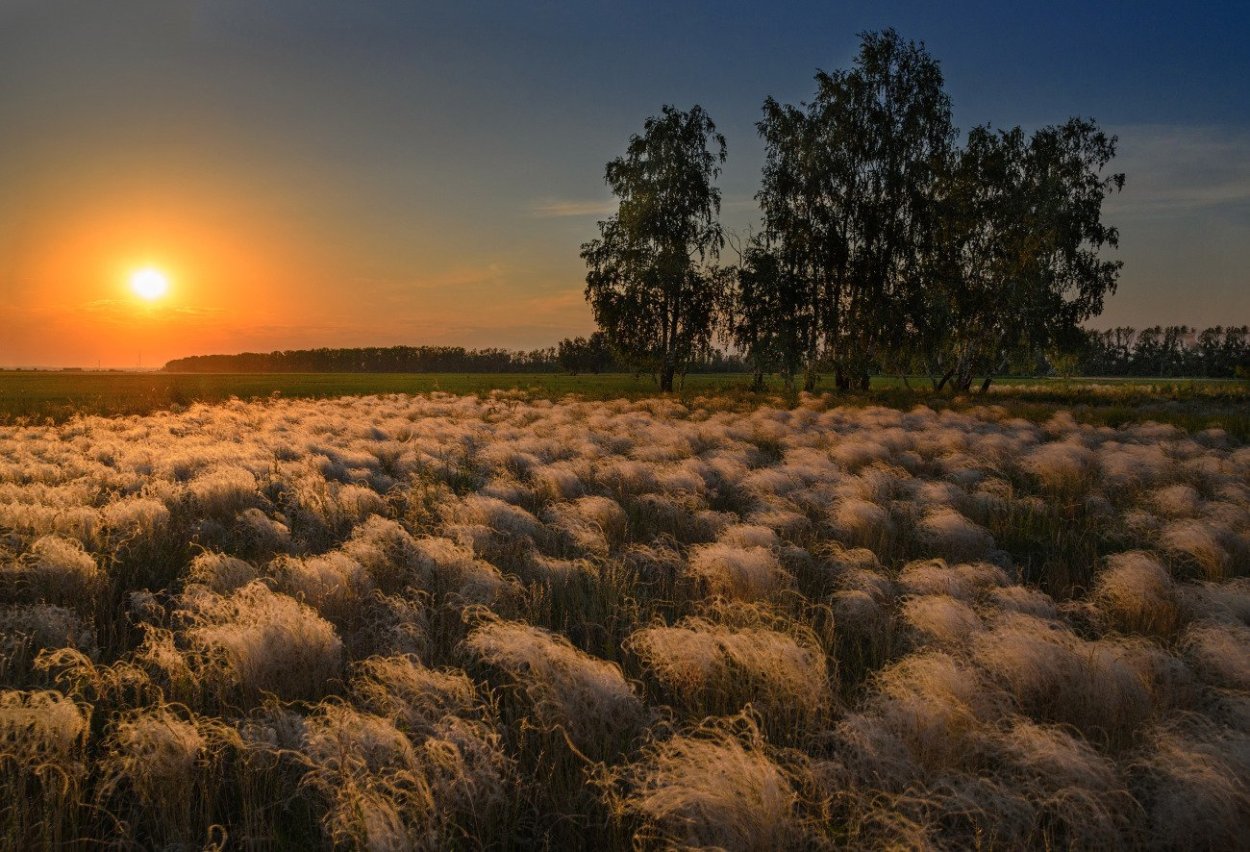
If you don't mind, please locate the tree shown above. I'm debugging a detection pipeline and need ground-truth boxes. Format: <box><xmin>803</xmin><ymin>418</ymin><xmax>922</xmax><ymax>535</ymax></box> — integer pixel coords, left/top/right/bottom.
<box><xmin>557</xmin><ymin>332</ymin><xmax>615</xmax><ymax>375</ymax></box>
<box><xmin>1196</xmin><ymin>326</ymin><xmax>1224</xmax><ymax>377</ymax></box>
<box><xmin>924</xmin><ymin>119</ymin><xmax>1124</xmax><ymax>391</ymax></box>
<box><xmin>753</xmin><ymin>97</ymin><xmax>827</xmax><ymax>390</ymax></box>
<box><xmin>1079</xmin><ymin>327</ymin><xmax>1136</xmax><ymax>375</ymax></box>
<box><xmin>582</xmin><ymin>105</ymin><xmax>727</xmax><ymax>391</ymax></box>
<box><xmin>1223</xmin><ymin>326</ymin><xmax>1250</xmax><ymax>377</ymax></box>
<box><xmin>557</xmin><ymin>337</ymin><xmax>587</xmax><ymax>374</ymax></box>
<box><xmin>755</xmin><ymin>29</ymin><xmax>955</xmax><ymax>390</ymax></box>
<box><xmin>723</xmin><ymin>235</ymin><xmax>814</xmax><ymax>391</ymax></box>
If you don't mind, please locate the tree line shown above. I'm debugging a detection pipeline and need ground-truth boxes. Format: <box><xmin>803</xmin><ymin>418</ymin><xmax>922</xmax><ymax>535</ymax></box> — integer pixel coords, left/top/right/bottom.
<box><xmin>556</xmin><ymin>325</ymin><xmax>1250</xmax><ymax>381</ymax></box>
<box><xmin>158</xmin><ymin>329</ymin><xmax>1248</xmax><ymax>381</ymax></box>
<box><xmin>582</xmin><ymin>29</ymin><xmax>1126</xmax><ymax>392</ymax></box>
<box><xmin>1076</xmin><ymin>326</ymin><xmax>1250</xmax><ymax>379</ymax></box>
<box><xmin>163</xmin><ymin>347</ymin><xmax>560</xmax><ymax>374</ymax></box>
<box><xmin>161</xmin><ymin>344</ymin><xmax>751</xmax><ymax>375</ymax></box>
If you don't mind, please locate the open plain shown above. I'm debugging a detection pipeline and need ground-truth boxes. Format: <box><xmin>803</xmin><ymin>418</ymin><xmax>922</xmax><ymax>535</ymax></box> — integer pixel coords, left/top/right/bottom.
<box><xmin>2</xmin><ymin>387</ymin><xmax>1249</xmax><ymax>848</ymax></box>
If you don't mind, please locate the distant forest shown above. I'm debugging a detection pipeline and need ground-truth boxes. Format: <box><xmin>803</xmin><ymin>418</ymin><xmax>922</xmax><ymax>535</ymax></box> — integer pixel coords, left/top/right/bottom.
<box><xmin>160</xmin><ymin>342</ymin><xmax>747</xmax><ymax>375</ymax></box>
<box><xmin>161</xmin><ymin>325</ymin><xmax>1249</xmax><ymax>380</ymax></box>
<box><xmin>1078</xmin><ymin>325</ymin><xmax>1250</xmax><ymax>378</ymax></box>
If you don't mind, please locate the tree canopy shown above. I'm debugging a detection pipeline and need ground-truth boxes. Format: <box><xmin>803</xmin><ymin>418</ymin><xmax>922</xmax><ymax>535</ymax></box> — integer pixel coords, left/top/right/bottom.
<box><xmin>585</xmin><ymin>31</ymin><xmax>1126</xmax><ymax>393</ymax></box>
<box><xmin>723</xmin><ymin>29</ymin><xmax>1123</xmax><ymax>392</ymax></box>
<box><xmin>919</xmin><ymin>120</ymin><xmax>1124</xmax><ymax>391</ymax></box>
<box><xmin>581</xmin><ymin>105</ymin><xmax>728</xmax><ymax>391</ymax></box>
<box><xmin>754</xmin><ymin>28</ymin><xmax>955</xmax><ymax>390</ymax></box>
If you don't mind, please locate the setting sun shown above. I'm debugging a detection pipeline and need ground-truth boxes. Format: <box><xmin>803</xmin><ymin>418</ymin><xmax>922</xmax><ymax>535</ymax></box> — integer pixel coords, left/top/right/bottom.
<box><xmin>130</xmin><ymin>267</ymin><xmax>169</xmax><ymax>300</ymax></box>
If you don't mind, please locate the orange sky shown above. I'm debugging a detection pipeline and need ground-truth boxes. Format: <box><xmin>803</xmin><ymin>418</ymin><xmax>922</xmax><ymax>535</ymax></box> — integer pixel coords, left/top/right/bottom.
<box><xmin>1</xmin><ymin>145</ymin><xmax>594</xmax><ymax>367</ymax></box>
<box><xmin>0</xmin><ymin>0</ymin><xmax>601</xmax><ymax>367</ymax></box>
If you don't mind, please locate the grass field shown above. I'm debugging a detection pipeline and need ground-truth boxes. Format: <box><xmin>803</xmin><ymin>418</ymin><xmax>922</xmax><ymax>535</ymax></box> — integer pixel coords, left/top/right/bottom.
<box><xmin>3</xmin><ymin>370</ymin><xmax>1248</xmax><ymax>440</ymax></box>
<box><xmin>3</xmin><ymin>389</ymin><xmax>1250</xmax><ymax>849</ymax></box>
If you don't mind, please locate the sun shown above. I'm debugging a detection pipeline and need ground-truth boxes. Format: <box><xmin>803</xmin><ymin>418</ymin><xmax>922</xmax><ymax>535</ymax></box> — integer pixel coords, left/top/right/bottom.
<box><xmin>130</xmin><ymin>267</ymin><xmax>169</xmax><ymax>300</ymax></box>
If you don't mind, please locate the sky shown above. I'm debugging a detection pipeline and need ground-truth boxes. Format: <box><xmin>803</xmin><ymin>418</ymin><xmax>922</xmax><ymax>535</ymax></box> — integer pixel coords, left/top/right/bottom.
<box><xmin>2</xmin><ymin>0</ymin><xmax>1248</xmax><ymax>368</ymax></box>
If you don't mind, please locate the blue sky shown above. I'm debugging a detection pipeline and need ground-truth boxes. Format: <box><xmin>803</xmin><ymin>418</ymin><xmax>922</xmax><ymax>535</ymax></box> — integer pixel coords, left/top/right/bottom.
<box><xmin>2</xmin><ymin>0</ymin><xmax>1247</xmax><ymax>365</ymax></box>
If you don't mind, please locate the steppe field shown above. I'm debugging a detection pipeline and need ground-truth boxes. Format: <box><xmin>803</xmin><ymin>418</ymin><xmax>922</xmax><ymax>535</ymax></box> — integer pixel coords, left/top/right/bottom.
<box><xmin>2</xmin><ymin>380</ymin><xmax>1250</xmax><ymax>849</ymax></box>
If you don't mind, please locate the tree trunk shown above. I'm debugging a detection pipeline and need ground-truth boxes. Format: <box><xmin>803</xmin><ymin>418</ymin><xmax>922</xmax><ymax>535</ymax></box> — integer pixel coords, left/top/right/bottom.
<box><xmin>950</xmin><ymin>362</ymin><xmax>972</xmax><ymax>393</ymax></box>
<box><xmin>659</xmin><ymin>364</ymin><xmax>676</xmax><ymax>392</ymax></box>
<box><xmin>803</xmin><ymin>367</ymin><xmax>818</xmax><ymax>393</ymax></box>
<box><xmin>751</xmin><ymin>368</ymin><xmax>766</xmax><ymax>392</ymax></box>
<box><xmin>857</xmin><ymin>371</ymin><xmax>870</xmax><ymax>391</ymax></box>
<box><xmin>935</xmin><ymin>367</ymin><xmax>955</xmax><ymax>392</ymax></box>
<box><xmin>834</xmin><ymin>366</ymin><xmax>850</xmax><ymax>392</ymax></box>
<box><xmin>979</xmin><ymin>375</ymin><xmax>994</xmax><ymax>394</ymax></box>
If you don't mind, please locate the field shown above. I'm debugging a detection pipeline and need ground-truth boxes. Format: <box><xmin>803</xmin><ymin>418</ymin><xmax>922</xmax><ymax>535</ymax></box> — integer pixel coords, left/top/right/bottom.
<box><xmin>2</xmin><ymin>384</ymin><xmax>1250</xmax><ymax>849</ymax></box>
<box><xmin>3</xmin><ymin>370</ymin><xmax>1249</xmax><ymax>440</ymax></box>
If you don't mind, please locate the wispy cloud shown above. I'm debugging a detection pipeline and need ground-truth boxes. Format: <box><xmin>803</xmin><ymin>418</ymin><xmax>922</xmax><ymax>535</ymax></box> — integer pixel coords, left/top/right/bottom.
<box><xmin>78</xmin><ymin>299</ymin><xmax>224</xmax><ymax>318</ymax></box>
<box><xmin>69</xmin><ymin>299</ymin><xmax>227</xmax><ymax>330</ymax></box>
<box><xmin>1107</xmin><ymin>125</ymin><xmax>1250</xmax><ymax>218</ymax></box>
<box><xmin>529</xmin><ymin>198</ymin><xmax>616</xmax><ymax>218</ymax></box>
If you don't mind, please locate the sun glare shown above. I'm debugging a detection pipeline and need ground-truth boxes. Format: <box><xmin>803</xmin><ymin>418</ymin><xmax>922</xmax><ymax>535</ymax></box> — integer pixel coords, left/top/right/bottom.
<box><xmin>130</xmin><ymin>267</ymin><xmax>169</xmax><ymax>300</ymax></box>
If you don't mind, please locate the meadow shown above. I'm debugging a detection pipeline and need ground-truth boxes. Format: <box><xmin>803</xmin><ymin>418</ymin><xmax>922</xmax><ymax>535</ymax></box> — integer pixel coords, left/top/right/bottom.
<box><xmin>3</xmin><ymin>370</ymin><xmax>1249</xmax><ymax>440</ymax></box>
<box><xmin>1</xmin><ymin>385</ymin><xmax>1249</xmax><ymax>849</ymax></box>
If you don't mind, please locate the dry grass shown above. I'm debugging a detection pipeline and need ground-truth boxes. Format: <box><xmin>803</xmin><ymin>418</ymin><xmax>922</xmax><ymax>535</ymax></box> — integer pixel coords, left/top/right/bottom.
<box><xmin>462</xmin><ymin>618</ymin><xmax>643</xmax><ymax>758</ymax></box>
<box><xmin>604</xmin><ymin>714</ymin><xmax>803</xmax><ymax>851</ymax></box>
<box><xmin>0</xmin><ymin>389</ymin><xmax>1246</xmax><ymax>848</ymax></box>
<box><xmin>1091</xmin><ymin>551</ymin><xmax>1187</xmax><ymax>636</ymax></box>
<box><xmin>626</xmin><ymin>608</ymin><xmax>831</xmax><ymax>743</ymax></box>
<box><xmin>0</xmin><ymin>690</ymin><xmax>90</xmax><ymax>847</ymax></box>
<box><xmin>183</xmin><ymin>581</ymin><xmax>345</xmax><ymax>705</ymax></box>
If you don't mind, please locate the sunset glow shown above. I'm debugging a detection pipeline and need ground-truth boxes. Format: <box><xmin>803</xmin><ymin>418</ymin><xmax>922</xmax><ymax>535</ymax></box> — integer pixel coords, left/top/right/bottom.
<box><xmin>1</xmin><ymin>2</ymin><xmax>1246</xmax><ymax>373</ymax></box>
<box><xmin>130</xmin><ymin>268</ymin><xmax>169</xmax><ymax>301</ymax></box>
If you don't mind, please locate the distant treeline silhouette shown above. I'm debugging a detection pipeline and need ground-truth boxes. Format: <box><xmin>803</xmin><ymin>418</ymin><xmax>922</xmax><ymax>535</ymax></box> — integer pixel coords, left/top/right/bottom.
<box><xmin>162</xmin><ymin>346</ymin><xmax>571</xmax><ymax>374</ymax></box>
<box><xmin>162</xmin><ymin>344</ymin><xmax>750</xmax><ymax>374</ymax></box>
<box><xmin>164</xmin><ymin>347</ymin><xmax>557</xmax><ymax>374</ymax></box>
<box><xmin>1077</xmin><ymin>326</ymin><xmax>1250</xmax><ymax>378</ymax></box>
<box><xmin>160</xmin><ymin>327</ymin><xmax>1248</xmax><ymax>379</ymax></box>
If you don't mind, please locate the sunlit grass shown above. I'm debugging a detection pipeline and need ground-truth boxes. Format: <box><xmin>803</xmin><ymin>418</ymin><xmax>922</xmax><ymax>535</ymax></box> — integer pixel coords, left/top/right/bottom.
<box><xmin>0</xmin><ymin>388</ymin><xmax>1248</xmax><ymax>848</ymax></box>
<box><xmin>3</xmin><ymin>371</ymin><xmax>1249</xmax><ymax>439</ymax></box>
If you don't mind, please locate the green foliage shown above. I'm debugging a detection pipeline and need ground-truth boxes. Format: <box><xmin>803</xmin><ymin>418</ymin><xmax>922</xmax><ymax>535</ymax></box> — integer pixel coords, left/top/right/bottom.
<box><xmin>921</xmin><ymin>120</ymin><xmax>1124</xmax><ymax>391</ymax></box>
<box><xmin>582</xmin><ymin>105</ymin><xmax>728</xmax><ymax>391</ymax></box>
<box><xmin>752</xmin><ymin>28</ymin><xmax>955</xmax><ymax>390</ymax></box>
<box><xmin>556</xmin><ymin>332</ymin><xmax>617</xmax><ymax>375</ymax></box>
<box><xmin>711</xmin><ymin>30</ymin><xmax>1126</xmax><ymax>395</ymax></box>
<box><xmin>724</xmin><ymin>237</ymin><xmax>815</xmax><ymax>391</ymax></box>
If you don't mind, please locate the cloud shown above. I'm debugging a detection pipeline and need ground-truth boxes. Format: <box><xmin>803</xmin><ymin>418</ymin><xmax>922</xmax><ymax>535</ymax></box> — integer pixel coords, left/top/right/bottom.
<box><xmin>67</xmin><ymin>299</ymin><xmax>227</xmax><ymax>331</ymax></box>
<box><xmin>1106</xmin><ymin>125</ymin><xmax>1250</xmax><ymax>218</ymax></box>
<box><xmin>529</xmin><ymin>198</ymin><xmax>616</xmax><ymax>218</ymax></box>
<box><xmin>78</xmin><ymin>299</ymin><xmax>223</xmax><ymax>317</ymax></box>
<box><xmin>526</xmin><ymin>287</ymin><xmax>586</xmax><ymax>312</ymax></box>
